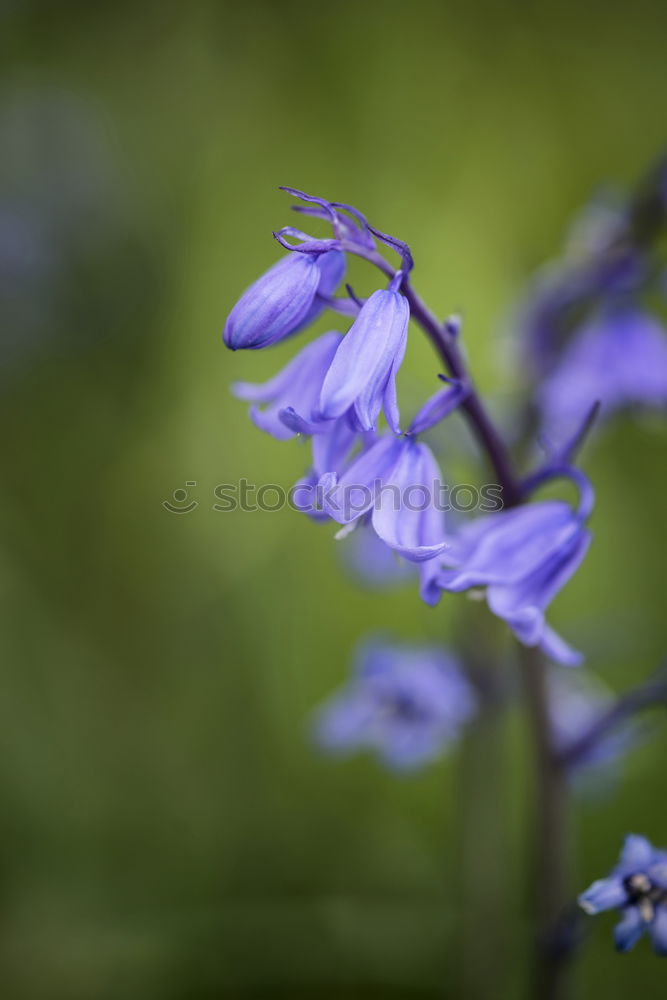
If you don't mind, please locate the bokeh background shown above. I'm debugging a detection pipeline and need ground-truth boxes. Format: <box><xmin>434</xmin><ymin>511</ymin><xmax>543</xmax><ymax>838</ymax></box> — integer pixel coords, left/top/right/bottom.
<box><xmin>2</xmin><ymin>1</ymin><xmax>667</xmax><ymax>997</ymax></box>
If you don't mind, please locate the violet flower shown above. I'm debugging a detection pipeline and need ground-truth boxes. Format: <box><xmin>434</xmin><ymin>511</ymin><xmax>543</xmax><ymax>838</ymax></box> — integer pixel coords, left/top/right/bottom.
<box><xmin>540</xmin><ymin>305</ymin><xmax>667</xmax><ymax>439</ymax></box>
<box><xmin>579</xmin><ymin>835</ymin><xmax>667</xmax><ymax>954</ymax></box>
<box><xmin>313</xmin><ymin>637</ymin><xmax>477</xmax><ymax>771</ymax></box>
<box><xmin>232</xmin><ymin>330</ymin><xmax>342</xmax><ymax>439</ymax></box>
<box><xmin>319</xmin><ymin>433</ymin><xmax>449</xmax><ymax>602</ymax></box>
<box><xmin>223</xmin><ymin>249</ymin><xmax>345</xmax><ymax>350</ymax></box>
<box><xmin>319</xmin><ymin>287</ymin><xmax>409</xmax><ymax>433</ymax></box>
<box><xmin>436</xmin><ymin>472</ymin><xmax>593</xmax><ymax>665</ymax></box>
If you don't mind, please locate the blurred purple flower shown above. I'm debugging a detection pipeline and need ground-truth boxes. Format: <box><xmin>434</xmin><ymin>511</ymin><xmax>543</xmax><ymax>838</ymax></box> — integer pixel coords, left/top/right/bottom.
<box><xmin>232</xmin><ymin>330</ymin><xmax>342</xmax><ymax>439</ymax></box>
<box><xmin>540</xmin><ymin>305</ymin><xmax>667</xmax><ymax>440</ymax></box>
<box><xmin>548</xmin><ymin>668</ymin><xmax>640</xmax><ymax>784</ymax></box>
<box><xmin>313</xmin><ymin>637</ymin><xmax>477</xmax><ymax>771</ymax></box>
<box><xmin>579</xmin><ymin>835</ymin><xmax>667</xmax><ymax>954</ymax></box>
<box><xmin>223</xmin><ymin>249</ymin><xmax>345</xmax><ymax>350</ymax></box>
<box><xmin>437</xmin><ymin>481</ymin><xmax>593</xmax><ymax>665</ymax></box>
<box><xmin>338</xmin><ymin>523</ymin><xmax>416</xmax><ymax>589</ymax></box>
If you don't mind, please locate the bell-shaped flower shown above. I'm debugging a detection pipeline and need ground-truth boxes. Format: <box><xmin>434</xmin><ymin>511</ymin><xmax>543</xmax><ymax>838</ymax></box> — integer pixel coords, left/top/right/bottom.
<box><xmin>319</xmin><ymin>288</ymin><xmax>409</xmax><ymax>433</ymax></box>
<box><xmin>223</xmin><ymin>249</ymin><xmax>345</xmax><ymax>350</ymax></box>
<box><xmin>579</xmin><ymin>834</ymin><xmax>667</xmax><ymax>954</ymax></box>
<box><xmin>232</xmin><ymin>331</ymin><xmax>341</xmax><ymax>440</ymax></box>
<box><xmin>290</xmin><ymin>416</ymin><xmax>364</xmax><ymax>521</ymax></box>
<box><xmin>436</xmin><ymin>478</ymin><xmax>593</xmax><ymax>665</ymax></box>
<box><xmin>312</xmin><ymin>636</ymin><xmax>477</xmax><ymax>771</ymax></box>
<box><xmin>319</xmin><ymin>433</ymin><xmax>449</xmax><ymax>602</ymax></box>
<box><xmin>540</xmin><ymin>305</ymin><xmax>667</xmax><ymax>441</ymax></box>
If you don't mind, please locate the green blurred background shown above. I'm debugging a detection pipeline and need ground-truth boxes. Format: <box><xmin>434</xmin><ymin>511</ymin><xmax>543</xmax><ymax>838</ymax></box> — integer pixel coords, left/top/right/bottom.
<box><xmin>2</xmin><ymin>1</ymin><xmax>667</xmax><ymax>997</ymax></box>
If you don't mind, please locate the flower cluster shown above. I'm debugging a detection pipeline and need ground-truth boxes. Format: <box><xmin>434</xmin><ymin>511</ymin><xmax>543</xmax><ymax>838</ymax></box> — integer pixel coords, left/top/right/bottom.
<box><xmin>224</xmin><ymin>188</ymin><xmax>593</xmax><ymax>664</ymax></box>
<box><xmin>312</xmin><ymin>636</ymin><xmax>477</xmax><ymax>770</ymax></box>
<box><xmin>516</xmin><ymin>187</ymin><xmax>667</xmax><ymax>444</ymax></box>
<box><xmin>579</xmin><ymin>835</ymin><xmax>667</xmax><ymax>954</ymax></box>
<box><xmin>223</xmin><ymin>178</ymin><xmax>667</xmax><ymax>967</ymax></box>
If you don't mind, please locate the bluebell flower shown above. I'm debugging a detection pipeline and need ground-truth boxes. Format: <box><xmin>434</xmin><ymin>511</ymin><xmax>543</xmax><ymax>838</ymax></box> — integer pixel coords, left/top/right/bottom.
<box><xmin>320</xmin><ymin>433</ymin><xmax>449</xmax><ymax>601</ymax></box>
<box><xmin>540</xmin><ymin>305</ymin><xmax>667</xmax><ymax>439</ymax></box>
<box><xmin>232</xmin><ymin>331</ymin><xmax>342</xmax><ymax>439</ymax></box>
<box><xmin>313</xmin><ymin>637</ymin><xmax>477</xmax><ymax>770</ymax></box>
<box><xmin>319</xmin><ymin>288</ymin><xmax>409</xmax><ymax>433</ymax></box>
<box><xmin>436</xmin><ymin>476</ymin><xmax>593</xmax><ymax>665</ymax></box>
<box><xmin>579</xmin><ymin>835</ymin><xmax>667</xmax><ymax>954</ymax></box>
<box><xmin>223</xmin><ymin>249</ymin><xmax>345</xmax><ymax>350</ymax></box>
<box><xmin>290</xmin><ymin>417</ymin><xmax>364</xmax><ymax>521</ymax></box>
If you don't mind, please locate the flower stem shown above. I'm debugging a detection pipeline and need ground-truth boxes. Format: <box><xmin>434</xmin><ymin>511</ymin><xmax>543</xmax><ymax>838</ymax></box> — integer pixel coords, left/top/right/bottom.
<box><xmin>518</xmin><ymin>643</ymin><xmax>573</xmax><ymax>1000</ymax></box>
<box><xmin>352</xmin><ymin>244</ymin><xmax>522</xmax><ymax>505</ymax></box>
<box><xmin>455</xmin><ymin>606</ymin><xmax>511</xmax><ymax>1000</ymax></box>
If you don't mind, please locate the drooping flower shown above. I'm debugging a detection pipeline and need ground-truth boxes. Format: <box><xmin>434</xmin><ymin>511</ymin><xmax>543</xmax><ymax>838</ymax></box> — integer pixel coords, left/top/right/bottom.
<box><xmin>223</xmin><ymin>249</ymin><xmax>345</xmax><ymax>350</ymax></box>
<box><xmin>436</xmin><ymin>473</ymin><xmax>593</xmax><ymax>665</ymax></box>
<box><xmin>579</xmin><ymin>835</ymin><xmax>667</xmax><ymax>954</ymax></box>
<box><xmin>290</xmin><ymin>416</ymin><xmax>364</xmax><ymax>521</ymax></box>
<box><xmin>319</xmin><ymin>288</ymin><xmax>409</xmax><ymax>433</ymax></box>
<box><xmin>312</xmin><ymin>636</ymin><xmax>477</xmax><ymax>771</ymax></box>
<box><xmin>540</xmin><ymin>305</ymin><xmax>667</xmax><ymax>440</ymax></box>
<box><xmin>319</xmin><ymin>433</ymin><xmax>449</xmax><ymax>601</ymax></box>
<box><xmin>232</xmin><ymin>330</ymin><xmax>342</xmax><ymax>439</ymax></box>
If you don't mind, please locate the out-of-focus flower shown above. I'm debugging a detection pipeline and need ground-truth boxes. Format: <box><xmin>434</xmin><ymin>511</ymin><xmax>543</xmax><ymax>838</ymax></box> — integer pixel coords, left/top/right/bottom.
<box><xmin>223</xmin><ymin>249</ymin><xmax>345</xmax><ymax>350</ymax></box>
<box><xmin>436</xmin><ymin>477</ymin><xmax>593</xmax><ymax>665</ymax></box>
<box><xmin>319</xmin><ymin>288</ymin><xmax>409</xmax><ymax>433</ymax></box>
<box><xmin>540</xmin><ymin>305</ymin><xmax>667</xmax><ymax>439</ymax></box>
<box><xmin>548</xmin><ymin>668</ymin><xmax>640</xmax><ymax>785</ymax></box>
<box><xmin>232</xmin><ymin>330</ymin><xmax>342</xmax><ymax>439</ymax></box>
<box><xmin>313</xmin><ymin>637</ymin><xmax>477</xmax><ymax>770</ymax></box>
<box><xmin>338</xmin><ymin>522</ymin><xmax>416</xmax><ymax>589</ymax></box>
<box><xmin>579</xmin><ymin>835</ymin><xmax>667</xmax><ymax>954</ymax></box>
<box><xmin>320</xmin><ymin>433</ymin><xmax>449</xmax><ymax>601</ymax></box>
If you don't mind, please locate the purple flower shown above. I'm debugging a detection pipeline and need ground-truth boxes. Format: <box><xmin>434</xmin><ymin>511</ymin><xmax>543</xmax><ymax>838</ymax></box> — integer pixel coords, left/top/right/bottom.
<box><xmin>319</xmin><ymin>289</ymin><xmax>409</xmax><ymax>433</ymax></box>
<box><xmin>290</xmin><ymin>417</ymin><xmax>364</xmax><ymax>521</ymax></box>
<box><xmin>319</xmin><ymin>433</ymin><xmax>449</xmax><ymax>601</ymax></box>
<box><xmin>223</xmin><ymin>249</ymin><xmax>345</xmax><ymax>350</ymax></box>
<box><xmin>540</xmin><ymin>305</ymin><xmax>667</xmax><ymax>439</ymax></box>
<box><xmin>436</xmin><ymin>479</ymin><xmax>593</xmax><ymax>665</ymax></box>
<box><xmin>313</xmin><ymin>637</ymin><xmax>477</xmax><ymax>771</ymax></box>
<box><xmin>579</xmin><ymin>835</ymin><xmax>667</xmax><ymax>954</ymax></box>
<box><xmin>232</xmin><ymin>331</ymin><xmax>342</xmax><ymax>439</ymax></box>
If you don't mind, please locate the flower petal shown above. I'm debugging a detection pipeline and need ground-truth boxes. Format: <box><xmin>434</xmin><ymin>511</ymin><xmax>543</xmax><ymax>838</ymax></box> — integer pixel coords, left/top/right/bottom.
<box><xmin>322</xmin><ymin>434</ymin><xmax>404</xmax><ymax>524</ymax></box>
<box><xmin>319</xmin><ymin>289</ymin><xmax>409</xmax><ymax>429</ymax></box>
<box><xmin>618</xmin><ymin>834</ymin><xmax>655</xmax><ymax>873</ymax></box>
<box><xmin>438</xmin><ymin>501</ymin><xmax>578</xmax><ymax>590</ymax></box>
<box><xmin>614</xmin><ymin>906</ymin><xmax>645</xmax><ymax>953</ymax></box>
<box><xmin>371</xmin><ymin>441</ymin><xmax>449</xmax><ymax>562</ymax></box>
<box><xmin>579</xmin><ymin>876</ymin><xmax>627</xmax><ymax>914</ymax></box>
<box><xmin>649</xmin><ymin>907</ymin><xmax>667</xmax><ymax>956</ymax></box>
<box><xmin>224</xmin><ymin>252</ymin><xmax>321</xmax><ymax>350</ymax></box>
